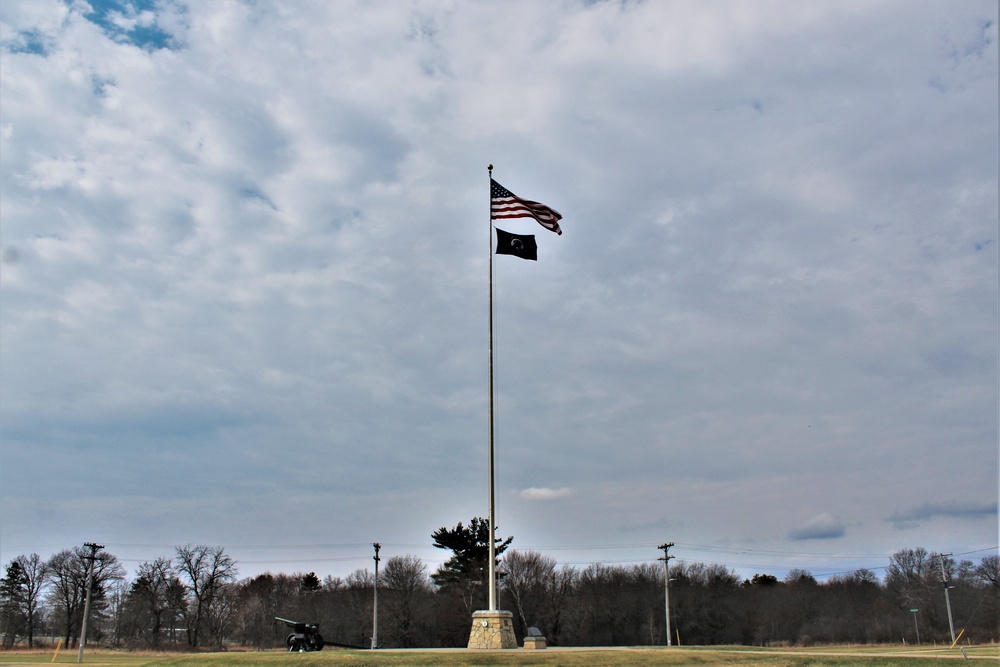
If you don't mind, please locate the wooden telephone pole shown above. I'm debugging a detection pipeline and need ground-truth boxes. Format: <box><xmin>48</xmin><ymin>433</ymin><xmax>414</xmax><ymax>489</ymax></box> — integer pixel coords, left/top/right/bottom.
<box><xmin>77</xmin><ymin>542</ymin><xmax>103</xmax><ymax>663</ymax></box>
<box><xmin>658</xmin><ymin>543</ymin><xmax>675</xmax><ymax>646</ymax></box>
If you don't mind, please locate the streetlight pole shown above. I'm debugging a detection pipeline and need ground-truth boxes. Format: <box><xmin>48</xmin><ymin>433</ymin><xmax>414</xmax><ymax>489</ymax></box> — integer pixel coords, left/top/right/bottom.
<box><xmin>372</xmin><ymin>543</ymin><xmax>381</xmax><ymax>650</ymax></box>
<box><xmin>77</xmin><ymin>542</ymin><xmax>103</xmax><ymax>664</ymax></box>
<box><xmin>658</xmin><ymin>543</ymin><xmax>674</xmax><ymax>647</ymax></box>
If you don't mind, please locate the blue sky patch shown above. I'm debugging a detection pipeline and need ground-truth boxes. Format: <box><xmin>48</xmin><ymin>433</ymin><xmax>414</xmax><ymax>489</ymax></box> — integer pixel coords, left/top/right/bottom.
<box><xmin>77</xmin><ymin>0</ymin><xmax>173</xmax><ymax>51</ymax></box>
<box><xmin>5</xmin><ymin>29</ymin><xmax>49</xmax><ymax>55</ymax></box>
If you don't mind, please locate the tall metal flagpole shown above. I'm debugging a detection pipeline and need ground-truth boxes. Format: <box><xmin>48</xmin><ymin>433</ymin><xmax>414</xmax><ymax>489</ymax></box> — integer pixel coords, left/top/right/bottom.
<box><xmin>487</xmin><ymin>163</ymin><xmax>497</xmax><ymax>612</ymax></box>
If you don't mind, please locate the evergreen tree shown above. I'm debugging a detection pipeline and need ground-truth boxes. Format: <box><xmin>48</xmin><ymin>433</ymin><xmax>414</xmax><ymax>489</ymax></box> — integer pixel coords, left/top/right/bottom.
<box><xmin>431</xmin><ymin>517</ymin><xmax>512</xmax><ymax>613</ymax></box>
<box><xmin>1</xmin><ymin>559</ymin><xmax>28</xmax><ymax>647</ymax></box>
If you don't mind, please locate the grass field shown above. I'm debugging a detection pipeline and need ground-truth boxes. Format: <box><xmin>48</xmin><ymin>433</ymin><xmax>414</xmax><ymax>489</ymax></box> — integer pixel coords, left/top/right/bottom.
<box><xmin>1</xmin><ymin>645</ymin><xmax>997</xmax><ymax>667</ymax></box>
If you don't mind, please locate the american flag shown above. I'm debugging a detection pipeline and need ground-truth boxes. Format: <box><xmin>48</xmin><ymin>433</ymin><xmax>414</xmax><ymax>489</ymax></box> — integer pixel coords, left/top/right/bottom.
<box><xmin>491</xmin><ymin>179</ymin><xmax>563</xmax><ymax>235</ymax></box>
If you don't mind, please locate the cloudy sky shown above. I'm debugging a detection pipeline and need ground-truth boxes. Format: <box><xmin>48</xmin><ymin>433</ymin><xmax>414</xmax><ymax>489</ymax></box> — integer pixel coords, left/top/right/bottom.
<box><xmin>1</xmin><ymin>0</ymin><xmax>997</xmax><ymax>584</ymax></box>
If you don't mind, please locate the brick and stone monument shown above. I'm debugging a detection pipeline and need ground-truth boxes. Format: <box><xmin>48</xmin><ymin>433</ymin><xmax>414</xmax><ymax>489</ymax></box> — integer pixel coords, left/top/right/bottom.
<box><xmin>467</xmin><ymin>610</ymin><xmax>517</xmax><ymax>649</ymax></box>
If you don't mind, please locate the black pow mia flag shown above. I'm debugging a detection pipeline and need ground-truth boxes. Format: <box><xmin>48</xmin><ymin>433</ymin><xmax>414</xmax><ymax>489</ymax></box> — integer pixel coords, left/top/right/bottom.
<box><xmin>495</xmin><ymin>227</ymin><xmax>537</xmax><ymax>261</ymax></box>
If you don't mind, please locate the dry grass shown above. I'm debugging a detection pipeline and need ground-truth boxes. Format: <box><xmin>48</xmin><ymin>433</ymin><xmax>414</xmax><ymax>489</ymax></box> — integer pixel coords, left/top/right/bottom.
<box><xmin>1</xmin><ymin>645</ymin><xmax>996</xmax><ymax>667</ymax></box>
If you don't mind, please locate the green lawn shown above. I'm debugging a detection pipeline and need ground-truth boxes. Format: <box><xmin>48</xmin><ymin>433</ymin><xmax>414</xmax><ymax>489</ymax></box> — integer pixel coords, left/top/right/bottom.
<box><xmin>1</xmin><ymin>645</ymin><xmax>996</xmax><ymax>667</ymax></box>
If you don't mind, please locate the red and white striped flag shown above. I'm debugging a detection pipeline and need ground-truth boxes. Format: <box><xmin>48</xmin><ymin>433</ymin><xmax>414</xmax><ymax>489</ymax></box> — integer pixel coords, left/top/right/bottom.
<box><xmin>491</xmin><ymin>179</ymin><xmax>563</xmax><ymax>235</ymax></box>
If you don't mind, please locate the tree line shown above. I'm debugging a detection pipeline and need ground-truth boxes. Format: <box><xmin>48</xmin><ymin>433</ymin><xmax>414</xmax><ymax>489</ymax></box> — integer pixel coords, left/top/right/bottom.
<box><xmin>1</xmin><ymin>526</ymin><xmax>997</xmax><ymax>650</ymax></box>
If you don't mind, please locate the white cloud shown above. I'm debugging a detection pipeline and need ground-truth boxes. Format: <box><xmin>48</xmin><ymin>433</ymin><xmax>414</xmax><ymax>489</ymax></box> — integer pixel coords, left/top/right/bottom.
<box><xmin>519</xmin><ymin>487</ymin><xmax>574</xmax><ymax>502</ymax></box>
<box><xmin>0</xmin><ymin>0</ymin><xmax>995</xmax><ymax>580</ymax></box>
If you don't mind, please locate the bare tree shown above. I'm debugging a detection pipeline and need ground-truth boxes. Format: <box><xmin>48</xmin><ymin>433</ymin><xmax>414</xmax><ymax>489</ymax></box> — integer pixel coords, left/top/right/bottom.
<box><xmin>106</xmin><ymin>577</ymin><xmax>130</xmax><ymax>647</ymax></box>
<box><xmin>886</xmin><ymin>548</ymin><xmax>933</xmax><ymax>595</ymax></box>
<box><xmin>544</xmin><ymin>564</ymin><xmax>577</xmax><ymax>645</ymax></box>
<box><xmin>885</xmin><ymin>547</ymin><xmax>946</xmax><ymax>637</ymax></box>
<box><xmin>501</xmin><ymin>550</ymin><xmax>556</xmax><ymax>638</ymax></box>
<box><xmin>2</xmin><ymin>554</ymin><xmax>48</xmax><ymax>647</ymax></box>
<box><xmin>127</xmin><ymin>557</ymin><xmax>178</xmax><ymax>647</ymax></box>
<box><xmin>45</xmin><ymin>547</ymin><xmax>124</xmax><ymax>648</ymax></box>
<box><xmin>45</xmin><ymin>550</ymin><xmax>86</xmax><ymax>647</ymax></box>
<box><xmin>174</xmin><ymin>545</ymin><xmax>238</xmax><ymax>648</ymax></box>
<box><xmin>18</xmin><ymin>539</ymin><xmax>997</xmax><ymax>649</ymax></box>
<box><xmin>975</xmin><ymin>555</ymin><xmax>1000</xmax><ymax>588</ymax></box>
<box><xmin>668</xmin><ymin>562</ymin><xmax>742</xmax><ymax>645</ymax></box>
<box><xmin>206</xmin><ymin>582</ymin><xmax>239</xmax><ymax>647</ymax></box>
<box><xmin>380</xmin><ymin>554</ymin><xmax>431</xmax><ymax>647</ymax></box>
<box><xmin>18</xmin><ymin>554</ymin><xmax>47</xmax><ymax>648</ymax></box>
<box><xmin>231</xmin><ymin>573</ymin><xmax>302</xmax><ymax>650</ymax></box>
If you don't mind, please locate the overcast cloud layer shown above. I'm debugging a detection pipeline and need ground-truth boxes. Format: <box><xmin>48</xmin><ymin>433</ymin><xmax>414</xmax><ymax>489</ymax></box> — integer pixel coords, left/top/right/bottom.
<box><xmin>1</xmin><ymin>0</ymin><xmax>997</xmax><ymax>581</ymax></box>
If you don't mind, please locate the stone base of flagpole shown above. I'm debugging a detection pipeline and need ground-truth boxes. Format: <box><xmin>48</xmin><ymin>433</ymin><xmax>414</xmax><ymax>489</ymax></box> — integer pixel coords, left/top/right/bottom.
<box><xmin>467</xmin><ymin>610</ymin><xmax>517</xmax><ymax>649</ymax></box>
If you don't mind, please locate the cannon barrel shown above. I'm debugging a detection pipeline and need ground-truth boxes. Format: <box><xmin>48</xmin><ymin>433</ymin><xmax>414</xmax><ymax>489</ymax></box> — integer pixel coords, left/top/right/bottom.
<box><xmin>274</xmin><ymin>615</ymin><xmax>371</xmax><ymax>651</ymax></box>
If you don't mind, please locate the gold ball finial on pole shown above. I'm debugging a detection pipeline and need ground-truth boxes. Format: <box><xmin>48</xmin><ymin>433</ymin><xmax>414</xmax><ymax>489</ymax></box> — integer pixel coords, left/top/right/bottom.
<box><xmin>488</xmin><ymin>164</ymin><xmax>493</xmax><ymax>175</ymax></box>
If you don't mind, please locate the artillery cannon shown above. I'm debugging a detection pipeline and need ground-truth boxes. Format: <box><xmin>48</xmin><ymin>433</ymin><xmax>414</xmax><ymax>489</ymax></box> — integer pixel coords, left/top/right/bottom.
<box><xmin>274</xmin><ymin>616</ymin><xmax>371</xmax><ymax>652</ymax></box>
<box><xmin>276</xmin><ymin>617</ymin><xmax>325</xmax><ymax>652</ymax></box>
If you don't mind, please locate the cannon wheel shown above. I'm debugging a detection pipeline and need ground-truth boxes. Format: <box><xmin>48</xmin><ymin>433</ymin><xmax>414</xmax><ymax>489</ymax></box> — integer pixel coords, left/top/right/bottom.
<box><xmin>286</xmin><ymin>634</ymin><xmax>305</xmax><ymax>652</ymax></box>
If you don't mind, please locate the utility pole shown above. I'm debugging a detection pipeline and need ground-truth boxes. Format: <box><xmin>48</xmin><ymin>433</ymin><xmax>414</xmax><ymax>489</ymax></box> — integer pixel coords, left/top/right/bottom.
<box><xmin>371</xmin><ymin>543</ymin><xmax>381</xmax><ymax>650</ymax></box>
<box><xmin>77</xmin><ymin>542</ymin><xmax>103</xmax><ymax>664</ymax></box>
<box><xmin>936</xmin><ymin>553</ymin><xmax>956</xmax><ymax>644</ymax></box>
<box><xmin>658</xmin><ymin>543</ymin><xmax>675</xmax><ymax>647</ymax></box>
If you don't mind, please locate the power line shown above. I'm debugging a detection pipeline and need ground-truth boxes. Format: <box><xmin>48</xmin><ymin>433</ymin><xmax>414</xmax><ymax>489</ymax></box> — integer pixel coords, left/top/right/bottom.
<box><xmin>8</xmin><ymin>541</ymin><xmax>995</xmax><ymax>559</ymax></box>
<box><xmin>7</xmin><ymin>541</ymin><xmax>995</xmax><ymax>582</ymax></box>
